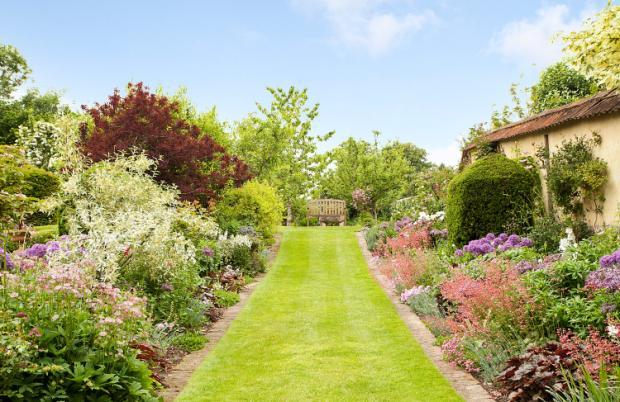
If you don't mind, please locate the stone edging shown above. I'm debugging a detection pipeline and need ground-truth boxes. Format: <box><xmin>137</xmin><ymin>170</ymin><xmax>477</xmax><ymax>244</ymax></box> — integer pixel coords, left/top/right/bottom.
<box><xmin>160</xmin><ymin>234</ymin><xmax>281</xmax><ymax>401</ymax></box>
<box><xmin>355</xmin><ymin>231</ymin><xmax>495</xmax><ymax>402</ymax></box>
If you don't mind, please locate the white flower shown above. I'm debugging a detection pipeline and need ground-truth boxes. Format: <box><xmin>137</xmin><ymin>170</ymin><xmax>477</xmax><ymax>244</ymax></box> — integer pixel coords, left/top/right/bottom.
<box><xmin>608</xmin><ymin>325</ymin><xmax>619</xmax><ymax>338</ymax></box>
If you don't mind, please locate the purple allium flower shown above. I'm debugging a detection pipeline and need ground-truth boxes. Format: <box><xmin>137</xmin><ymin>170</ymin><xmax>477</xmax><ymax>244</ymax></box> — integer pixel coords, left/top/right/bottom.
<box><xmin>585</xmin><ymin>267</ymin><xmax>620</xmax><ymax>292</ymax></box>
<box><xmin>600</xmin><ymin>249</ymin><xmax>620</xmax><ymax>268</ymax></box>
<box><xmin>160</xmin><ymin>283</ymin><xmax>174</xmax><ymax>292</ymax></box>
<box><xmin>455</xmin><ymin>249</ymin><xmax>464</xmax><ymax>257</ymax></box>
<box><xmin>23</xmin><ymin>243</ymin><xmax>48</xmax><ymax>258</ymax></box>
<box><xmin>0</xmin><ymin>248</ymin><xmax>15</xmax><ymax>270</ymax></box>
<box><xmin>456</xmin><ymin>233</ymin><xmax>533</xmax><ymax>257</ymax></box>
<box><xmin>601</xmin><ymin>303</ymin><xmax>617</xmax><ymax>315</ymax></box>
<box><xmin>395</xmin><ymin>216</ymin><xmax>413</xmax><ymax>232</ymax></box>
<box><xmin>45</xmin><ymin>241</ymin><xmax>61</xmax><ymax>254</ymax></box>
<box><xmin>202</xmin><ymin>247</ymin><xmax>214</xmax><ymax>257</ymax></box>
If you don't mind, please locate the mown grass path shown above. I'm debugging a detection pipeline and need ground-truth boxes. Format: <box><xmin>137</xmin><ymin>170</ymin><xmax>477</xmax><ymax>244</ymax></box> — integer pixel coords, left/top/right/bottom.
<box><xmin>176</xmin><ymin>227</ymin><xmax>461</xmax><ymax>401</ymax></box>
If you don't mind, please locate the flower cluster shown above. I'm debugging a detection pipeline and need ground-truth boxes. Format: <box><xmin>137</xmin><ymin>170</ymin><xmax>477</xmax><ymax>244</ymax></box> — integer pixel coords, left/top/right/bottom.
<box><xmin>400</xmin><ymin>285</ymin><xmax>431</xmax><ymax>303</ymax></box>
<box><xmin>455</xmin><ymin>233</ymin><xmax>533</xmax><ymax>257</ymax></box>
<box><xmin>351</xmin><ymin>188</ymin><xmax>371</xmax><ymax>211</ymax></box>
<box><xmin>600</xmin><ymin>249</ymin><xmax>620</xmax><ymax>268</ymax></box>
<box><xmin>585</xmin><ymin>248</ymin><xmax>620</xmax><ymax>292</ymax></box>
<box><xmin>441</xmin><ymin>336</ymin><xmax>479</xmax><ymax>373</ymax></box>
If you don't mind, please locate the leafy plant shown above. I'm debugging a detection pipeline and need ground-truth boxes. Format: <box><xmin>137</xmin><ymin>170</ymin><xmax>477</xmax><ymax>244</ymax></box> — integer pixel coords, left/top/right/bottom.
<box><xmin>80</xmin><ymin>82</ymin><xmax>251</xmax><ymax>205</ymax></box>
<box><xmin>216</xmin><ymin>180</ymin><xmax>283</xmax><ymax>242</ymax></box>
<box><xmin>446</xmin><ymin>154</ymin><xmax>539</xmax><ymax>246</ymax></box>
<box><xmin>172</xmin><ymin>331</ymin><xmax>208</xmax><ymax>352</ymax></box>
<box><xmin>545</xmin><ymin>134</ymin><xmax>607</xmax><ymax>224</ymax></box>
<box><xmin>214</xmin><ymin>289</ymin><xmax>241</xmax><ymax>308</ymax></box>
<box><xmin>497</xmin><ymin>342</ymin><xmax>579</xmax><ymax>402</ymax></box>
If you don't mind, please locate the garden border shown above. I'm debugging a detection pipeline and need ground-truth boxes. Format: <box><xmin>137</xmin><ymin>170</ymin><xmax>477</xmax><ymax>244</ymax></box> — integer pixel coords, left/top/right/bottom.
<box><xmin>160</xmin><ymin>234</ymin><xmax>282</xmax><ymax>402</ymax></box>
<box><xmin>355</xmin><ymin>231</ymin><xmax>495</xmax><ymax>402</ymax></box>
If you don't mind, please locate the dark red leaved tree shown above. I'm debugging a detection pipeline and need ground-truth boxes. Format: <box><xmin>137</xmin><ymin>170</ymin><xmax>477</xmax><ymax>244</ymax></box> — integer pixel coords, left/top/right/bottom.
<box><xmin>80</xmin><ymin>83</ymin><xmax>251</xmax><ymax>205</ymax></box>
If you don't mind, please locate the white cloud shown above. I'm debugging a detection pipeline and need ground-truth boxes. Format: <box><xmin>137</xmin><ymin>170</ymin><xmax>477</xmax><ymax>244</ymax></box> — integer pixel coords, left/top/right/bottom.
<box><xmin>292</xmin><ymin>0</ymin><xmax>436</xmax><ymax>55</ymax></box>
<box><xmin>489</xmin><ymin>4</ymin><xmax>593</xmax><ymax>67</ymax></box>
<box><xmin>427</xmin><ymin>141</ymin><xmax>461</xmax><ymax>166</ymax></box>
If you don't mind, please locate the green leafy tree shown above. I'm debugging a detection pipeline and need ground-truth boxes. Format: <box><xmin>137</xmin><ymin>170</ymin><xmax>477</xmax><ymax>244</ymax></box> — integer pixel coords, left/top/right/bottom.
<box><xmin>234</xmin><ymin>86</ymin><xmax>333</xmax><ymax>225</ymax></box>
<box><xmin>529</xmin><ymin>63</ymin><xmax>598</xmax><ymax>114</ymax></box>
<box><xmin>562</xmin><ymin>2</ymin><xmax>620</xmax><ymax>89</ymax></box>
<box><xmin>164</xmin><ymin>86</ymin><xmax>233</xmax><ymax>149</ymax></box>
<box><xmin>0</xmin><ymin>89</ymin><xmax>65</xmax><ymax>144</ymax></box>
<box><xmin>0</xmin><ymin>43</ymin><xmax>30</xmax><ymax>99</ymax></box>
<box><xmin>319</xmin><ymin>132</ymin><xmax>414</xmax><ymax>218</ymax></box>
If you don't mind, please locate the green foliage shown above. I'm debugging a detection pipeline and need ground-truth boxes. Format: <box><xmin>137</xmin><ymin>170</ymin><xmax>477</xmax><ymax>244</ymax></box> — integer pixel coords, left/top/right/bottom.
<box><xmin>524</xmin><ymin>229</ymin><xmax>620</xmax><ymax>337</ymax></box>
<box><xmin>528</xmin><ymin>216</ymin><xmax>564</xmax><ymax>253</ymax></box>
<box><xmin>0</xmin><ymin>89</ymin><xmax>65</xmax><ymax>144</ymax></box>
<box><xmin>446</xmin><ymin>154</ymin><xmax>538</xmax><ymax>245</ymax></box>
<box><xmin>234</xmin><ymin>86</ymin><xmax>333</xmax><ymax>224</ymax></box>
<box><xmin>562</xmin><ymin>3</ymin><xmax>620</xmax><ymax>90</ymax></box>
<box><xmin>16</xmin><ymin>121</ymin><xmax>62</xmax><ymax>170</ymax></box>
<box><xmin>215</xmin><ymin>180</ymin><xmax>284</xmax><ymax>241</ymax></box>
<box><xmin>319</xmin><ymin>133</ymin><xmax>416</xmax><ymax>218</ymax></box>
<box><xmin>391</xmin><ymin>165</ymin><xmax>455</xmax><ymax>220</ymax></box>
<box><xmin>546</xmin><ymin>134</ymin><xmax>608</xmax><ymax>220</ymax></box>
<box><xmin>214</xmin><ymin>289</ymin><xmax>241</xmax><ymax>308</ymax></box>
<box><xmin>529</xmin><ymin>63</ymin><xmax>599</xmax><ymax>114</ymax></box>
<box><xmin>0</xmin><ymin>42</ymin><xmax>30</xmax><ymax>99</ymax></box>
<box><xmin>0</xmin><ymin>259</ymin><xmax>157</xmax><ymax>400</ymax></box>
<box><xmin>549</xmin><ymin>366</ymin><xmax>620</xmax><ymax>402</ymax></box>
<box><xmin>172</xmin><ymin>331</ymin><xmax>208</xmax><ymax>352</ymax></box>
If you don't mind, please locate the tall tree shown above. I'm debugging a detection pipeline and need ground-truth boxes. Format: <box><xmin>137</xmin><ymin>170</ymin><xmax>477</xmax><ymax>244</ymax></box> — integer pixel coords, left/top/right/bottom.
<box><xmin>234</xmin><ymin>86</ymin><xmax>333</xmax><ymax>224</ymax></box>
<box><xmin>0</xmin><ymin>43</ymin><xmax>30</xmax><ymax>99</ymax></box>
<box><xmin>563</xmin><ymin>2</ymin><xmax>620</xmax><ymax>90</ymax></box>
<box><xmin>80</xmin><ymin>82</ymin><xmax>251</xmax><ymax>205</ymax></box>
<box><xmin>529</xmin><ymin>62</ymin><xmax>599</xmax><ymax>114</ymax></box>
<box><xmin>319</xmin><ymin>133</ymin><xmax>414</xmax><ymax>218</ymax></box>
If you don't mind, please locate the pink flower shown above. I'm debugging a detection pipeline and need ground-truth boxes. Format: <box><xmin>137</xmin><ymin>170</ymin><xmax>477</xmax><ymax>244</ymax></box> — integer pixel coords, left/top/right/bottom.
<box><xmin>28</xmin><ymin>327</ymin><xmax>42</xmax><ymax>337</ymax></box>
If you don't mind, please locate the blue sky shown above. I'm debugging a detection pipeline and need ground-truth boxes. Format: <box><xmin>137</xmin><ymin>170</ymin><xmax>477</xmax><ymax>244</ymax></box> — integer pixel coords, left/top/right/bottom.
<box><xmin>0</xmin><ymin>0</ymin><xmax>606</xmax><ymax>165</ymax></box>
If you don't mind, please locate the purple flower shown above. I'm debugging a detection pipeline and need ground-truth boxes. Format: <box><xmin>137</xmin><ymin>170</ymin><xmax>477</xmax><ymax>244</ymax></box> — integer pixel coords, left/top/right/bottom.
<box><xmin>0</xmin><ymin>248</ymin><xmax>14</xmax><ymax>270</ymax></box>
<box><xmin>202</xmin><ymin>247</ymin><xmax>214</xmax><ymax>257</ymax></box>
<box><xmin>455</xmin><ymin>249</ymin><xmax>464</xmax><ymax>257</ymax></box>
<box><xmin>585</xmin><ymin>267</ymin><xmax>620</xmax><ymax>292</ymax></box>
<box><xmin>600</xmin><ymin>250</ymin><xmax>620</xmax><ymax>268</ymax></box>
<box><xmin>23</xmin><ymin>243</ymin><xmax>48</xmax><ymax>258</ymax></box>
<box><xmin>601</xmin><ymin>303</ymin><xmax>617</xmax><ymax>314</ymax></box>
<box><xmin>456</xmin><ymin>233</ymin><xmax>533</xmax><ymax>257</ymax></box>
<box><xmin>45</xmin><ymin>241</ymin><xmax>61</xmax><ymax>254</ymax></box>
<box><xmin>160</xmin><ymin>283</ymin><xmax>174</xmax><ymax>292</ymax></box>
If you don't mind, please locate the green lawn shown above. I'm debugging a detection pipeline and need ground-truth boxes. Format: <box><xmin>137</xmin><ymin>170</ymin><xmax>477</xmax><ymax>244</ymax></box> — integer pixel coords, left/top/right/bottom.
<box><xmin>176</xmin><ymin>227</ymin><xmax>461</xmax><ymax>401</ymax></box>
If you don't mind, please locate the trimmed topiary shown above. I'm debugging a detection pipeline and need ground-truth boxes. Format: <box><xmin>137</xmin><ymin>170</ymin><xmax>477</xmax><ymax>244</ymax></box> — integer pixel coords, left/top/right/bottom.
<box><xmin>446</xmin><ymin>154</ymin><xmax>538</xmax><ymax>246</ymax></box>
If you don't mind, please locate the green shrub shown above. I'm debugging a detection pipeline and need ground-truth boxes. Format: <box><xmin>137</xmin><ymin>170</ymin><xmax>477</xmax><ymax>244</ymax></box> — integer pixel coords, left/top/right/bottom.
<box><xmin>171</xmin><ymin>331</ymin><xmax>208</xmax><ymax>352</ymax></box>
<box><xmin>0</xmin><ymin>256</ymin><xmax>157</xmax><ymax>400</ymax></box>
<box><xmin>446</xmin><ymin>154</ymin><xmax>539</xmax><ymax>245</ymax></box>
<box><xmin>216</xmin><ymin>180</ymin><xmax>283</xmax><ymax>241</ymax></box>
<box><xmin>20</xmin><ymin>164</ymin><xmax>60</xmax><ymax>198</ymax></box>
<box><xmin>528</xmin><ymin>216</ymin><xmax>564</xmax><ymax>253</ymax></box>
<box><xmin>214</xmin><ymin>289</ymin><xmax>240</xmax><ymax>308</ymax></box>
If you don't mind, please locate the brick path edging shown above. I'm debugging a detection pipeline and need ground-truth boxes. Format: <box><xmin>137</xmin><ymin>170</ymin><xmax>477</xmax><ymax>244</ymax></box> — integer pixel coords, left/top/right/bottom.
<box><xmin>160</xmin><ymin>234</ymin><xmax>282</xmax><ymax>401</ymax></box>
<box><xmin>355</xmin><ymin>231</ymin><xmax>495</xmax><ymax>402</ymax></box>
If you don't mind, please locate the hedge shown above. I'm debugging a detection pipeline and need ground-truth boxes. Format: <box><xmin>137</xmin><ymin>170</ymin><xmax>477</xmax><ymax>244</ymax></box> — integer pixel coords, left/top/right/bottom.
<box><xmin>446</xmin><ymin>153</ymin><xmax>538</xmax><ymax>246</ymax></box>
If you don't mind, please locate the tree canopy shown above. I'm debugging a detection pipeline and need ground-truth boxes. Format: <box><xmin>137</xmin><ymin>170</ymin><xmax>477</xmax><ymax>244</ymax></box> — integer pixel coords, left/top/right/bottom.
<box><xmin>0</xmin><ymin>43</ymin><xmax>30</xmax><ymax>99</ymax></box>
<box><xmin>80</xmin><ymin>82</ymin><xmax>251</xmax><ymax>205</ymax></box>
<box><xmin>234</xmin><ymin>86</ymin><xmax>333</xmax><ymax>224</ymax></box>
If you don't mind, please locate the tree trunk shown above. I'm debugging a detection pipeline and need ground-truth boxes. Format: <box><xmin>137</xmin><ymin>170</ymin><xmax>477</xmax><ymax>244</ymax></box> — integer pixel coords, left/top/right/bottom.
<box><xmin>286</xmin><ymin>203</ymin><xmax>293</xmax><ymax>226</ymax></box>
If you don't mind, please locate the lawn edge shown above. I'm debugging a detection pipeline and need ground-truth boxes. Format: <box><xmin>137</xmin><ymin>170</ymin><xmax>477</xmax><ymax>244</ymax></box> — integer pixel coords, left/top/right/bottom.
<box><xmin>355</xmin><ymin>231</ymin><xmax>495</xmax><ymax>402</ymax></box>
<box><xmin>160</xmin><ymin>233</ymin><xmax>283</xmax><ymax>402</ymax></box>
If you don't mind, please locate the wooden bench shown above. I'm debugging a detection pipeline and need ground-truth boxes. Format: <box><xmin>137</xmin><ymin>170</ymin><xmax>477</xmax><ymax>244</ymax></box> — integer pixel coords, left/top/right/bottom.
<box><xmin>307</xmin><ymin>199</ymin><xmax>346</xmax><ymax>226</ymax></box>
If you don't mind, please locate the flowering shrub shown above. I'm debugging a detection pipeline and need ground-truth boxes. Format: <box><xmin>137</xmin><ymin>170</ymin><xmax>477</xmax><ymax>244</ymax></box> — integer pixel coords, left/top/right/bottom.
<box><xmin>455</xmin><ymin>233</ymin><xmax>533</xmax><ymax>257</ymax></box>
<box><xmin>441</xmin><ymin>260</ymin><xmax>533</xmax><ymax>337</ymax></box>
<box><xmin>400</xmin><ymin>285</ymin><xmax>431</xmax><ymax>303</ymax></box>
<box><xmin>0</xmin><ymin>250</ymin><xmax>156</xmax><ymax>399</ymax></box>
<box><xmin>351</xmin><ymin>188</ymin><xmax>371</xmax><ymax>211</ymax></box>
<box><xmin>80</xmin><ymin>82</ymin><xmax>251</xmax><ymax>205</ymax></box>
<box><xmin>16</xmin><ymin>121</ymin><xmax>61</xmax><ymax>170</ymax></box>
<box><xmin>586</xmin><ymin>248</ymin><xmax>620</xmax><ymax>291</ymax></box>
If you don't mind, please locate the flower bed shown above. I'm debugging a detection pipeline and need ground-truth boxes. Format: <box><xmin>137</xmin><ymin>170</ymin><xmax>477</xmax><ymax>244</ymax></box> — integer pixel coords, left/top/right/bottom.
<box><xmin>367</xmin><ymin>217</ymin><xmax>620</xmax><ymax>401</ymax></box>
